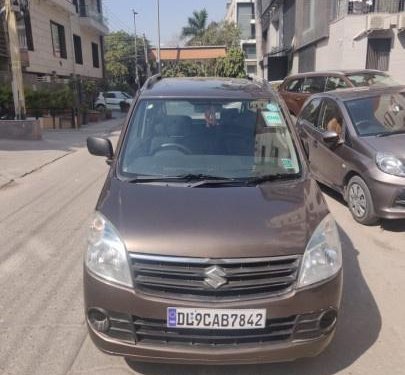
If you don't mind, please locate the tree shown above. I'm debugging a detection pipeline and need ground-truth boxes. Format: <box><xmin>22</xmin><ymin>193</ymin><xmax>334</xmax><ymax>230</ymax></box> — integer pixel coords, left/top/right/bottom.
<box><xmin>188</xmin><ymin>21</ymin><xmax>241</xmax><ymax>49</ymax></box>
<box><xmin>162</xmin><ymin>61</ymin><xmax>205</xmax><ymax>78</ymax></box>
<box><xmin>215</xmin><ymin>48</ymin><xmax>246</xmax><ymax>78</ymax></box>
<box><xmin>181</xmin><ymin>9</ymin><xmax>208</xmax><ymax>41</ymax></box>
<box><xmin>104</xmin><ymin>31</ymin><xmax>152</xmax><ymax>90</ymax></box>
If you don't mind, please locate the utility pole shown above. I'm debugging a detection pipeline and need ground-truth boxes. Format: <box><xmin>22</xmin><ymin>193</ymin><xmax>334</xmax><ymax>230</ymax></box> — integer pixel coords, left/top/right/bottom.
<box><xmin>132</xmin><ymin>9</ymin><xmax>139</xmax><ymax>89</ymax></box>
<box><xmin>5</xmin><ymin>0</ymin><xmax>26</xmax><ymax>119</ymax></box>
<box><xmin>156</xmin><ymin>0</ymin><xmax>161</xmax><ymax>73</ymax></box>
<box><xmin>143</xmin><ymin>33</ymin><xmax>150</xmax><ymax>78</ymax></box>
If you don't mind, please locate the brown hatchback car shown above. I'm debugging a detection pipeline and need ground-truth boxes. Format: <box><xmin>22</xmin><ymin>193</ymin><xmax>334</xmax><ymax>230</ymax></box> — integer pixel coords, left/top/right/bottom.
<box><xmin>297</xmin><ymin>85</ymin><xmax>405</xmax><ymax>225</ymax></box>
<box><xmin>85</xmin><ymin>76</ymin><xmax>343</xmax><ymax>365</ymax></box>
<box><xmin>279</xmin><ymin>69</ymin><xmax>397</xmax><ymax>116</ymax></box>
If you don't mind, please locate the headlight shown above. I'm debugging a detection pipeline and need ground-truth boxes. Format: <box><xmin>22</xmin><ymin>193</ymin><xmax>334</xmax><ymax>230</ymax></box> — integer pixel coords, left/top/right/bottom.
<box><xmin>85</xmin><ymin>212</ymin><xmax>132</xmax><ymax>287</ymax></box>
<box><xmin>298</xmin><ymin>214</ymin><xmax>342</xmax><ymax>288</ymax></box>
<box><xmin>376</xmin><ymin>153</ymin><xmax>405</xmax><ymax>177</ymax></box>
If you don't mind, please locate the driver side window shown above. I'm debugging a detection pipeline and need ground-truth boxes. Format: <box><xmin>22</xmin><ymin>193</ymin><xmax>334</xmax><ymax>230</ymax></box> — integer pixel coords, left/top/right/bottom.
<box><xmin>319</xmin><ymin>100</ymin><xmax>344</xmax><ymax>137</ymax></box>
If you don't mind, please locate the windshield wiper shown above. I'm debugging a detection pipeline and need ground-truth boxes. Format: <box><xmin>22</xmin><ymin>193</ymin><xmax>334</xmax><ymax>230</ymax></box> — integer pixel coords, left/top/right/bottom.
<box><xmin>246</xmin><ymin>173</ymin><xmax>301</xmax><ymax>185</ymax></box>
<box><xmin>125</xmin><ymin>174</ymin><xmax>238</xmax><ymax>184</ymax></box>
<box><xmin>376</xmin><ymin>130</ymin><xmax>405</xmax><ymax>137</ymax></box>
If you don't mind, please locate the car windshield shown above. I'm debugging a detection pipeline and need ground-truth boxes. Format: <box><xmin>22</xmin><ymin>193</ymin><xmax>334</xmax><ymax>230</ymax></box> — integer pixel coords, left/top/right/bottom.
<box><xmin>119</xmin><ymin>99</ymin><xmax>301</xmax><ymax>180</ymax></box>
<box><xmin>345</xmin><ymin>92</ymin><xmax>405</xmax><ymax>136</ymax></box>
<box><xmin>345</xmin><ymin>73</ymin><xmax>398</xmax><ymax>87</ymax></box>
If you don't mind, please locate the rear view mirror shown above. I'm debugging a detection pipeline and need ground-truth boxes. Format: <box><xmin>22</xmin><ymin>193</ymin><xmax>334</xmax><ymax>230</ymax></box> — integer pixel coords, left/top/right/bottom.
<box><xmin>322</xmin><ymin>131</ymin><xmax>341</xmax><ymax>145</ymax></box>
<box><xmin>87</xmin><ymin>137</ymin><xmax>114</xmax><ymax>161</ymax></box>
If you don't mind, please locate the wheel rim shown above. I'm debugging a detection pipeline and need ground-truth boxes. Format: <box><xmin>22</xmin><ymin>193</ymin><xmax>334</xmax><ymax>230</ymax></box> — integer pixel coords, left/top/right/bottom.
<box><xmin>349</xmin><ymin>183</ymin><xmax>367</xmax><ymax>218</ymax></box>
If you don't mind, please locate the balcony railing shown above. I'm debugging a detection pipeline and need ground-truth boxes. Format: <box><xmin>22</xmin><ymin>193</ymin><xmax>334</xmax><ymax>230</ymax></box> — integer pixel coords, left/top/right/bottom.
<box><xmin>347</xmin><ymin>0</ymin><xmax>405</xmax><ymax>15</ymax></box>
<box><xmin>79</xmin><ymin>5</ymin><xmax>107</xmax><ymax>25</ymax></box>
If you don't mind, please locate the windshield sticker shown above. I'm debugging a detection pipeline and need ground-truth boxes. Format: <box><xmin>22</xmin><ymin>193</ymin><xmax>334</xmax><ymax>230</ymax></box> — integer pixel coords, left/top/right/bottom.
<box><xmin>281</xmin><ymin>158</ymin><xmax>294</xmax><ymax>170</ymax></box>
<box><xmin>263</xmin><ymin>111</ymin><xmax>283</xmax><ymax>126</ymax></box>
<box><xmin>266</xmin><ymin>102</ymin><xmax>279</xmax><ymax>112</ymax></box>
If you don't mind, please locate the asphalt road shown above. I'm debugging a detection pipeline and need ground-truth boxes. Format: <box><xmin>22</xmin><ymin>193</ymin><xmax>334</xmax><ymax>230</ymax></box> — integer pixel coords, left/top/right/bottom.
<box><xmin>0</xmin><ymin>133</ymin><xmax>404</xmax><ymax>375</ymax></box>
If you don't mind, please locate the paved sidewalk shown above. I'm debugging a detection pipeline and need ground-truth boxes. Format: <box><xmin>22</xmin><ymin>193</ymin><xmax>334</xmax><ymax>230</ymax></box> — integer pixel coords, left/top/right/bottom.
<box><xmin>0</xmin><ymin>115</ymin><xmax>125</xmax><ymax>188</ymax></box>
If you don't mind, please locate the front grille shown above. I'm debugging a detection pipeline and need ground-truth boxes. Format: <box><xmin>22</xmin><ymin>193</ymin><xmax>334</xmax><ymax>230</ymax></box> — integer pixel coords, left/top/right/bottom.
<box><xmin>133</xmin><ymin>316</ymin><xmax>297</xmax><ymax>346</ymax></box>
<box><xmin>101</xmin><ymin>311</ymin><xmax>328</xmax><ymax>347</ymax></box>
<box><xmin>129</xmin><ymin>254</ymin><xmax>301</xmax><ymax>301</ymax></box>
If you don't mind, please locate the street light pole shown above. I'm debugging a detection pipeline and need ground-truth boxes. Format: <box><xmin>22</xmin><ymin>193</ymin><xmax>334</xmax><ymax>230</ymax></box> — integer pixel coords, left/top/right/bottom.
<box><xmin>156</xmin><ymin>0</ymin><xmax>161</xmax><ymax>73</ymax></box>
<box><xmin>132</xmin><ymin>9</ymin><xmax>139</xmax><ymax>88</ymax></box>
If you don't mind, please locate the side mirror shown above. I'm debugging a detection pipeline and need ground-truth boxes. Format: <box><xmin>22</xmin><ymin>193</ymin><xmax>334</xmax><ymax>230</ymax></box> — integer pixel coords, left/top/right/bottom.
<box><xmin>87</xmin><ymin>137</ymin><xmax>114</xmax><ymax>161</ymax></box>
<box><xmin>322</xmin><ymin>131</ymin><xmax>341</xmax><ymax>145</ymax></box>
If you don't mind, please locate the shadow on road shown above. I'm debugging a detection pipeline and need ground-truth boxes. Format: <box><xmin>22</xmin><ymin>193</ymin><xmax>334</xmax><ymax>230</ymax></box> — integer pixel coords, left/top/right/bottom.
<box><xmin>125</xmin><ymin>227</ymin><xmax>381</xmax><ymax>375</ymax></box>
<box><xmin>320</xmin><ymin>183</ymin><xmax>404</xmax><ymax>233</ymax></box>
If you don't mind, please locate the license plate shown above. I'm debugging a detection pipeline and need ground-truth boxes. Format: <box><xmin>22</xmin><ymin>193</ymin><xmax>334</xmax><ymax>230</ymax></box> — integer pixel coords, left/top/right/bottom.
<box><xmin>167</xmin><ymin>308</ymin><xmax>266</xmax><ymax>329</ymax></box>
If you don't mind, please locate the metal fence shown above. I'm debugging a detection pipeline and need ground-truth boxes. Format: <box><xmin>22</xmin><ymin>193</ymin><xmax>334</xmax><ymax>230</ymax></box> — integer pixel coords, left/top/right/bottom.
<box><xmin>334</xmin><ymin>0</ymin><xmax>405</xmax><ymax>18</ymax></box>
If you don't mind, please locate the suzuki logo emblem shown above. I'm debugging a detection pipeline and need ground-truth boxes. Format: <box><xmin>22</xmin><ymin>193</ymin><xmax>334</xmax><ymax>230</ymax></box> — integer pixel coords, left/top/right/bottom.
<box><xmin>204</xmin><ymin>265</ymin><xmax>227</xmax><ymax>289</ymax></box>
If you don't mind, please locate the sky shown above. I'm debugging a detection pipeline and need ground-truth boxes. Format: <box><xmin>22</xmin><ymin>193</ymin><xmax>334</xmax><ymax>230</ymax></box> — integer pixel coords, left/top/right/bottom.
<box><xmin>103</xmin><ymin>0</ymin><xmax>229</xmax><ymax>46</ymax></box>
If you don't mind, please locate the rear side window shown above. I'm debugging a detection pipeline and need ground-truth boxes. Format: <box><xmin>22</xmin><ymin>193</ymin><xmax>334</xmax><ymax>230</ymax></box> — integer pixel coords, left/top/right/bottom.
<box><xmin>285</xmin><ymin>79</ymin><xmax>304</xmax><ymax>92</ymax></box>
<box><xmin>302</xmin><ymin>77</ymin><xmax>327</xmax><ymax>94</ymax></box>
<box><xmin>325</xmin><ymin>76</ymin><xmax>349</xmax><ymax>91</ymax></box>
<box><xmin>105</xmin><ymin>93</ymin><xmax>116</xmax><ymax>99</ymax></box>
<box><xmin>299</xmin><ymin>98</ymin><xmax>322</xmax><ymax>126</ymax></box>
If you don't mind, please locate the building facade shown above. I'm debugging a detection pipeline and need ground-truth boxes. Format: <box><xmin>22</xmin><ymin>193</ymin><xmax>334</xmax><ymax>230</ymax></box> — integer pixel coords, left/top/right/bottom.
<box><xmin>258</xmin><ymin>0</ymin><xmax>405</xmax><ymax>83</ymax></box>
<box><xmin>225</xmin><ymin>0</ymin><xmax>258</xmax><ymax>75</ymax></box>
<box><xmin>12</xmin><ymin>0</ymin><xmax>108</xmax><ymax>85</ymax></box>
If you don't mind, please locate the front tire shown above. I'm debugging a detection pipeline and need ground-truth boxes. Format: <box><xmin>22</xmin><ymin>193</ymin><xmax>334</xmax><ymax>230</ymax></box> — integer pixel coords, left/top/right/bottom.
<box><xmin>347</xmin><ymin>176</ymin><xmax>379</xmax><ymax>225</ymax></box>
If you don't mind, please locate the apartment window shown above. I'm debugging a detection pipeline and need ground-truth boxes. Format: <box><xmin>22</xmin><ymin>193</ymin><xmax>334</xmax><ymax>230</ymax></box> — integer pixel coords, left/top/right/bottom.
<box><xmin>50</xmin><ymin>21</ymin><xmax>67</xmax><ymax>59</ymax></box>
<box><xmin>303</xmin><ymin>0</ymin><xmax>315</xmax><ymax>32</ymax></box>
<box><xmin>24</xmin><ymin>12</ymin><xmax>34</xmax><ymax>51</ymax></box>
<box><xmin>96</xmin><ymin>0</ymin><xmax>102</xmax><ymax>13</ymax></box>
<box><xmin>243</xmin><ymin>44</ymin><xmax>257</xmax><ymax>59</ymax></box>
<box><xmin>73</xmin><ymin>35</ymin><xmax>83</xmax><ymax>65</ymax></box>
<box><xmin>366</xmin><ymin>38</ymin><xmax>391</xmax><ymax>71</ymax></box>
<box><xmin>92</xmin><ymin>42</ymin><xmax>100</xmax><ymax>68</ymax></box>
<box><xmin>73</xmin><ymin>0</ymin><xmax>79</xmax><ymax>13</ymax></box>
<box><xmin>237</xmin><ymin>3</ymin><xmax>254</xmax><ymax>40</ymax></box>
<box><xmin>20</xmin><ymin>1</ymin><xmax>34</xmax><ymax>50</ymax></box>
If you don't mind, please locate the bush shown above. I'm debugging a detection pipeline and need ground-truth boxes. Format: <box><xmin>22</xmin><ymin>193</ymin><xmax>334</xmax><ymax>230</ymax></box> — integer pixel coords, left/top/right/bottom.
<box><xmin>0</xmin><ymin>86</ymin><xmax>14</xmax><ymax>118</ymax></box>
<box><xmin>25</xmin><ymin>86</ymin><xmax>74</xmax><ymax>118</ymax></box>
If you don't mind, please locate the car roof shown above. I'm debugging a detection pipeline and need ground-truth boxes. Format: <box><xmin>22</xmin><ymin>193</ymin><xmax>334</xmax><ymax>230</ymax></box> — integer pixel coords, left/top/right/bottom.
<box><xmin>140</xmin><ymin>77</ymin><xmax>274</xmax><ymax>100</ymax></box>
<box><xmin>309</xmin><ymin>85</ymin><xmax>405</xmax><ymax>102</ymax></box>
<box><xmin>283</xmin><ymin>69</ymin><xmax>387</xmax><ymax>80</ymax></box>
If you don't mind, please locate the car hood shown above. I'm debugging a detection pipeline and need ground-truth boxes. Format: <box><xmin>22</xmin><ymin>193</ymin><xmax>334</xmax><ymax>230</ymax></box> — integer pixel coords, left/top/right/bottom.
<box><xmin>97</xmin><ymin>177</ymin><xmax>328</xmax><ymax>258</ymax></box>
<box><xmin>362</xmin><ymin>134</ymin><xmax>405</xmax><ymax>159</ymax></box>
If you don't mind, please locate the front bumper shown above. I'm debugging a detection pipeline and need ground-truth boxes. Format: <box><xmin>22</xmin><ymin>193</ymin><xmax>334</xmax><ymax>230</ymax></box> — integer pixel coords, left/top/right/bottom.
<box><xmin>366</xmin><ymin>174</ymin><xmax>405</xmax><ymax>219</ymax></box>
<box><xmin>84</xmin><ymin>268</ymin><xmax>343</xmax><ymax>365</ymax></box>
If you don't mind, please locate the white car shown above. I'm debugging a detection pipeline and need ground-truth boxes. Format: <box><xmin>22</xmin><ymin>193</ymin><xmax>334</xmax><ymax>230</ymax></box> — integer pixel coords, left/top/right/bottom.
<box><xmin>95</xmin><ymin>91</ymin><xmax>133</xmax><ymax>110</ymax></box>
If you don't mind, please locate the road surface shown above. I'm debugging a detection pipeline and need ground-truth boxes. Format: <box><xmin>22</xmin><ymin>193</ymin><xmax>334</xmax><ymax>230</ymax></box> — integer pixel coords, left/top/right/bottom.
<box><xmin>0</xmin><ymin>130</ymin><xmax>404</xmax><ymax>375</ymax></box>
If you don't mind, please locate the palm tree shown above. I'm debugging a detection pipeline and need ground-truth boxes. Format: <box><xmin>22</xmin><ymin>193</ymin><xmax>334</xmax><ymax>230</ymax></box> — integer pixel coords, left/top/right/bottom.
<box><xmin>181</xmin><ymin>9</ymin><xmax>208</xmax><ymax>40</ymax></box>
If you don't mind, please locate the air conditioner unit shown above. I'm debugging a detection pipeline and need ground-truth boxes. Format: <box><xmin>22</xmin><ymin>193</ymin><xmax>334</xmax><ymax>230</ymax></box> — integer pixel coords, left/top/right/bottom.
<box><xmin>366</xmin><ymin>15</ymin><xmax>389</xmax><ymax>31</ymax></box>
<box><xmin>398</xmin><ymin>13</ymin><xmax>405</xmax><ymax>31</ymax></box>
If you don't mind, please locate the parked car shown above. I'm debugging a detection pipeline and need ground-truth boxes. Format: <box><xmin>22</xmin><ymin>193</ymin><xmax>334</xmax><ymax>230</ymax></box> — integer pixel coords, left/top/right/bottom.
<box><xmin>95</xmin><ymin>91</ymin><xmax>133</xmax><ymax>111</ymax></box>
<box><xmin>85</xmin><ymin>76</ymin><xmax>343</xmax><ymax>365</ymax></box>
<box><xmin>279</xmin><ymin>70</ymin><xmax>398</xmax><ymax>116</ymax></box>
<box><xmin>297</xmin><ymin>85</ymin><xmax>405</xmax><ymax>225</ymax></box>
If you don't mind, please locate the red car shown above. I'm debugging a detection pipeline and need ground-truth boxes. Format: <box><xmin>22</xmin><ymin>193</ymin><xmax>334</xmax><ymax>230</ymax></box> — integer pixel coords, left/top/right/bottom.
<box><xmin>279</xmin><ymin>69</ymin><xmax>397</xmax><ymax>116</ymax></box>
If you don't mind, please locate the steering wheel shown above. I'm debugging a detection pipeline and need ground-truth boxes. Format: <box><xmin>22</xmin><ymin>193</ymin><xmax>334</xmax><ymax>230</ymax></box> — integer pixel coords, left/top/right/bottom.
<box><xmin>152</xmin><ymin>143</ymin><xmax>192</xmax><ymax>155</ymax></box>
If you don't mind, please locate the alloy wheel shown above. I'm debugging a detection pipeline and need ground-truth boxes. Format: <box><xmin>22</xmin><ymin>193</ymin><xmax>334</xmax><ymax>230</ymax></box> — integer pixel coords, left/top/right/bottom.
<box><xmin>349</xmin><ymin>183</ymin><xmax>367</xmax><ymax>218</ymax></box>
